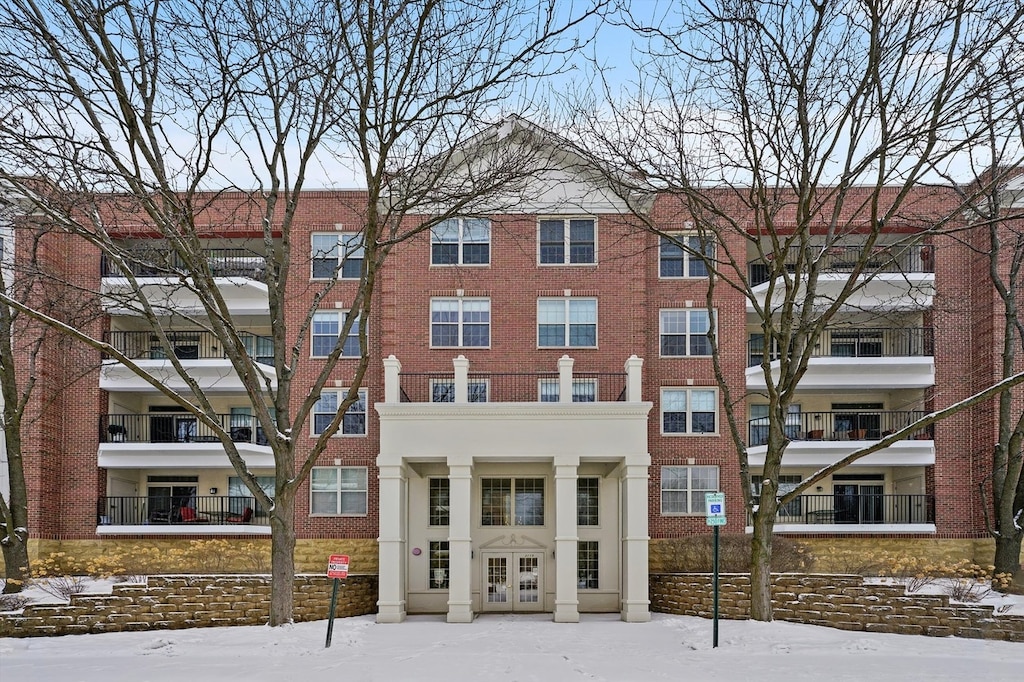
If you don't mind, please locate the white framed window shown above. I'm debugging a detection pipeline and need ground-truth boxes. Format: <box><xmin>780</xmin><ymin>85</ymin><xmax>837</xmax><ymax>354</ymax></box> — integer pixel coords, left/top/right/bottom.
<box><xmin>577</xmin><ymin>478</ymin><xmax>599</xmax><ymax>526</ymax></box>
<box><xmin>660</xmin><ymin>234</ymin><xmax>713</xmax><ymax>278</ymax></box>
<box><xmin>660</xmin><ymin>309</ymin><xmax>712</xmax><ymax>357</ymax></box>
<box><xmin>661</xmin><ymin>387</ymin><xmax>717</xmax><ymax>434</ymax></box>
<box><xmin>312</xmin><ymin>389</ymin><xmax>366</xmax><ymax>436</ymax></box>
<box><xmin>312</xmin><ymin>233</ymin><xmax>363</xmax><ymax>279</ymax></box>
<box><xmin>311</xmin><ymin>311</ymin><xmax>361</xmax><ymax>358</ymax></box>
<box><xmin>429</xmin><ymin>540</ymin><xmax>450</xmax><ymax>589</ymax></box>
<box><xmin>539</xmin><ymin>218</ymin><xmax>595</xmax><ymax>264</ymax></box>
<box><xmin>431</xmin><ymin>218</ymin><xmax>490</xmax><ymax>265</ymax></box>
<box><xmin>660</xmin><ymin>465</ymin><xmax>719</xmax><ymax>515</ymax></box>
<box><xmin>430</xmin><ymin>298</ymin><xmax>490</xmax><ymax>347</ymax></box>
<box><xmin>429</xmin><ymin>478</ymin><xmax>450</xmax><ymax>526</ymax></box>
<box><xmin>537</xmin><ymin>298</ymin><xmax>597</xmax><ymax>348</ymax></box>
<box><xmin>481</xmin><ymin>478</ymin><xmax>544</xmax><ymax>526</ymax></box>
<box><xmin>430</xmin><ymin>378</ymin><xmax>489</xmax><ymax>403</ymax></box>
<box><xmin>577</xmin><ymin>540</ymin><xmax>599</xmax><ymax>589</ymax></box>
<box><xmin>311</xmin><ymin>466</ymin><xmax>367</xmax><ymax>515</ymax></box>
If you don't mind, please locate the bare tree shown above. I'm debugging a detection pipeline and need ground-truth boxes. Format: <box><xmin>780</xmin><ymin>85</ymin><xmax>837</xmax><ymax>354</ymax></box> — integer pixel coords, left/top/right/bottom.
<box><xmin>0</xmin><ymin>0</ymin><xmax>604</xmax><ymax>623</ymax></box>
<box><xmin>570</xmin><ymin>0</ymin><xmax>1024</xmax><ymax>619</ymax></box>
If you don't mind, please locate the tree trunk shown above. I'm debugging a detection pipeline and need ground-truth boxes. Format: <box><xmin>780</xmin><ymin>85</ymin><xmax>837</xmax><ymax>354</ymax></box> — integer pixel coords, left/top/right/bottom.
<box><xmin>1</xmin><ymin>537</ymin><xmax>30</xmax><ymax>593</ymax></box>
<box><xmin>993</xmin><ymin>533</ymin><xmax>1024</xmax><ymax>586</ymax></box>
<box><xmin>749</xmin><ymin>502</ymin><xmax>776</xmax><ymax>621</ymax></box>
<box><xmin>268</xmin><ymin>489</ymin><xmax>296</xmax><ymax>626</ymax></box>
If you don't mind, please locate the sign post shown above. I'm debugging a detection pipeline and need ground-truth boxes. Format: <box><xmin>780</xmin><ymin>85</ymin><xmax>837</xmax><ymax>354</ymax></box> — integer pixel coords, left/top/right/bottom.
<box><xmin>705</xmin><ymin>492</ymin><xmax>726</xmax><ymax>649</ymax></box>
<box><xmin>324</xmin><ymin>554</ymin><xmax>350</xmax><ymax>648</ymax></box>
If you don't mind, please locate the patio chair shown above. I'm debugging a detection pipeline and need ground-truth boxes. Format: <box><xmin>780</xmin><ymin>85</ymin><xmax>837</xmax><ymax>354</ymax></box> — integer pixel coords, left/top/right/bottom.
<box><xmin>179</xmin><ymin>506</ymin><xmax>210</xmax><ymax>523</ymax></box>
<box><xmin>226</xmin><ymin>507</ymin><xmax>253</xmax><ymax>524</ymax></box>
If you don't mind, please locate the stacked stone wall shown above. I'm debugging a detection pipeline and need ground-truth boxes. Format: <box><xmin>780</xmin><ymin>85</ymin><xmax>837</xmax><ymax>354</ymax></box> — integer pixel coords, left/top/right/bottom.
<box><xmin>0</xmin><ymin>574</ymin><xmax>377</xmax><ymax>638</ymax></box>
<box><xmin>650</xmin><ymin>573</ymin><xmax>1024</xmax><ymax>642</ymax></box>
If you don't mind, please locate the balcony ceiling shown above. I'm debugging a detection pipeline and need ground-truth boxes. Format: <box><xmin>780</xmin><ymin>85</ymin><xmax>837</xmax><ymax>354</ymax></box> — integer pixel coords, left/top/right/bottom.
<box><xmin>98</xmin><ymin>442</ymin><xmax>274</xmax><ymax>469</ymax></box>
<box><xmin>99</xmin><ymin>359</ymin><xmax>277</xmax><ymax>392</ymax></box>
<box><xmin>746</xmin><ymin>356</ymin><xmax>934</xmax><ymax>390</ymax></box>
<box><xmin>745</xmin><ymin>439</ymin><xmax>934</xmax><ymax>468</ymax></box>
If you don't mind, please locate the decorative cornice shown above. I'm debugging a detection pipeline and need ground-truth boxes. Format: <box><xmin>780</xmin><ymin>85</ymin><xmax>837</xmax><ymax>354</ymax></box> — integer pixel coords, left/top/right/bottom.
<box><xmin>374</xmin><ymin>402</ymin><xmax>653</xmax><ymax>419</ymax></box>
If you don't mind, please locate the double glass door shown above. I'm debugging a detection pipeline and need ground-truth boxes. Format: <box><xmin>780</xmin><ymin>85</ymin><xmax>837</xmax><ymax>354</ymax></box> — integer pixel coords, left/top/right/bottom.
<box><xmin>481</xmin><ymin>552</ymin><xmax>543</xmax><ymax>612</ymax></box>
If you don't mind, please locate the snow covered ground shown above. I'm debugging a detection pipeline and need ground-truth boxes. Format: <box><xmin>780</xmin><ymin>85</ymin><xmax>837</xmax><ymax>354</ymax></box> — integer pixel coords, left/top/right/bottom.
<box><xmin>2</xmin><ymin>612</ymin><xmax>1023</xmax><ymax>681</ymax></box>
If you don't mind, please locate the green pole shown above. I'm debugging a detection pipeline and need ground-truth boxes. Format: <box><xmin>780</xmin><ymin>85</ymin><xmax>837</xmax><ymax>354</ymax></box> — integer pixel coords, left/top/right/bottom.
<box><xmin>712</xmin><ymin>525</ymin><xmax>720</xmax><ymax>648</ymax></box>
<box><xmin>325</xmin><ymin>577</ymin><xmax>340</xmax><ymax>648</ymax></box>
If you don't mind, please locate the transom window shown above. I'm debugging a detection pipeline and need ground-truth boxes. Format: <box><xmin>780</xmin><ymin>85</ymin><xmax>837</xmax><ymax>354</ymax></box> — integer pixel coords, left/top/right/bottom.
<box><xmin>312</xmin><ymin>233</ymin><xmax>363</xmax><ymax>279</ymax></box>
<box><xmin>539</xmin><ymin>218</ymin><xmax>595</xmax><ymax>264</ymax></box>
<box><xmin>481</xmin><ymin>478</ymin><xmax>544</xmax><ymax>526</ymax></box>
<box><xmin>660</xmin><ymin>465</ymin><xmax>719</xmax><ymax>515</ymax></box>
<box><xmin>660</xmin><ymin>235</ymin><xmax>712</xmax><ymax>278</ymax></box>
<box><xmin>430</xmin><ymin>378</ymin><xmax>489</xmax><ymax>403</ymax></box>
<box><xmin>311</xmin><ymin>311</ymin><xmax>361</xmax><ymax>357</ymax></box>
<box><xmin>429</xmin><ymin>478</ymin><xmax>450</xmax><ymax>526</ymax></box>
<box><xmin>662</xmin><ymin>388</ymin><xmax>717</xmax><ymax>434</ymax></box>
<box><xmin>577</xmin><ymin>478</ymin><xmax>599</xmax><ymax>526</ymax></box>
<box><xmin>312</xmin><ymin>389</ymin><xmax>366</xmax><ymax>436</ymax></box>
<box><xmin>310</xmin><ymin>466</ymin><xmax>367</xmax><ymax>515</ymax></box>
<box><xmin>578</xmin><ymin>540</ymin><xmax>599</xmax><ymax>589</ymax></box>
<box><xmin>537</xmin><ymin>298</ymin><xmax>597</xmax><ymax>347</ymax></box>
<box><xmin>431</xmin><ymin>298</ymin><xmax>490</xmax><ymax>347</ymax></box>
<box><xmin>431</xmin><ymin>218</ymin><xmax>490</xmax><ymax>265</ymax></box>
<box><xmin>660</xmin><ymin>309</ymin><xmax>712</xmax><ymax>356</ymax></box>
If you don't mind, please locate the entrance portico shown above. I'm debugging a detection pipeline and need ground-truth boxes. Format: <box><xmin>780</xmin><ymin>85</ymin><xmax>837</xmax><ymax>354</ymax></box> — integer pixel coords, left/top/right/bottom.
<box><xmin>375</xmin><ymin>354</ymin><xmax>652</xmax><ymax>624</ymax></box>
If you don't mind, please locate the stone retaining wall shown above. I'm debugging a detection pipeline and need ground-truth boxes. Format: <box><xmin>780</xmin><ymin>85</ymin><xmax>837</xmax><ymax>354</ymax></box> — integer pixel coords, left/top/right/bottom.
<box><xmin>650</xmin><ymin>573</ymin><xmax>1024</xmax><ymax>642</ymax></box>
<box><xmin>0</xmin><ymin>574</ymin><xmax>377</xmax><ymax>638</ymax></box>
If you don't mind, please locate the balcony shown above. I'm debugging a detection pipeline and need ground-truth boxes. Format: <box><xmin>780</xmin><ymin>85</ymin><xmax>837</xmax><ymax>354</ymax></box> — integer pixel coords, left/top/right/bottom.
<box><xmin>100</xmin><ymin>248</ymin><xmax>271</xmax><ymax>316</ymax></box>
<box><xmin>746</xmin><ymin>410</ymin><xmax>934</xmax><ymax>468</ymax></box>
<box><xmin>746</xmin><ymin>327</ymin><xmax>934</xmax><ymax>390</ymax></box>
<box><xmin>376</xmin><ymin>354</ymin><xmax>652</xmax><ymax>460</ymax></box>
<box><xmin>98</xmin><ymin>413</ymin><xmax>274</xmax><ymax>469</ymax></box>
<box><xmin>747</xmin><ymin>243</ymin><xmax>934</xmax><ymax>312</ymax></box>
<box><xmin>100</xmin><ymin>330</ymin><xmax>276</xmax><ymax>392</ymax></box>
<box><xmin>97</xmin><ymin>495</ymin><xmax>270</xmax><ymax>535</ymax></box>
<box><xmin>749</xmin><ymin>493</ymin><xmax>935</xmax><ymax>533</ymax></box>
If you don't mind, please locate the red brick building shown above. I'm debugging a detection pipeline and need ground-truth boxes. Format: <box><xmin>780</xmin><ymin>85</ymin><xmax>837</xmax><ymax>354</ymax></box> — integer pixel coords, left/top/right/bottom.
<box><xmin>2</xmin><ymin>135</ymin><xmax>1019</xmax><ymax>624</ymax></box>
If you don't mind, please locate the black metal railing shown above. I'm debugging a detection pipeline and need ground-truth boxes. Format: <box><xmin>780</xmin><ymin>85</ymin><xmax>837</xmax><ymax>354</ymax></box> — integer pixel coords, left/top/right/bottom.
<box><xmin>750</xmin><ymin>493</ymin><xmax>934</xmax><ymax>525</ymax></box>
<box><xmin>398</xmin><ymin>371</ymin><xmax>627</xmax><ymax>403</ymax></box>
<box><xmin>747</xmin><ymin>410</ymin><xmax>932</xmax><ymax>445</ymax></box>
<box><xmin>103</xmin><ymin>330</ymin><xmax>274</xmax><ymax>364</ymax></box>
<box><xmin>97</xmin><ymin>495</ymin><xmax>269</xmax><ymax>526</ymax></box>
<box><xmin>101</xmin><ymin>248</ymin><xmax>271</xmax><ymax>281</ymax></box>
<box><xmin>100</xmin><ymin>413</ymin><xmax>271</xmax><ymax>445</ymax></box>
<box><xmin>748</xmin><ymin>243</ymin><xmax>934</xmax><ymax>286</ymax></box>
<box><xmin>748</xmin><ymin>327</ymin><xmax>933</xmax><ymax>366</ymax></box>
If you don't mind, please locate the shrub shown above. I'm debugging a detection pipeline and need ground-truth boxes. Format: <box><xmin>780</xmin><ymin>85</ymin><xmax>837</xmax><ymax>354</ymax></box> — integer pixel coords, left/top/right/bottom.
<box><xmin>655</xmin><ymin>534</ymin><xmax>812</xmax><ymax>573</ymax></box>
<box><xmin>0</xmin><ymin>592</ymin><xmax>32</xmax><ymax>611</ymax></box>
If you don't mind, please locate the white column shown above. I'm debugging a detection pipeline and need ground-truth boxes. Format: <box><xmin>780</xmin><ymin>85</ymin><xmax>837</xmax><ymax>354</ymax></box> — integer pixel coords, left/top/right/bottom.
<box><xmin>558</xmin><ymin>355</ymin><xmax>574</xmax><ymax>403</ymax></box>
<box><xmin>447</xmin><ymin>457</ymin><xmax>475</xmax><ymax>622</ymax></box>
<box><xmin>553</xmin><ymin>454</ymin><xmax>580</xmax><ymax>622</ymax></box>
<box><xmin>376</xmin><ymin>462</ymin><xmax>407</xmax><ymax>623</ymax></box>
<box><xmin>624</xmin><ymin>355</ymin><xmax>643</xmax><ymax>402</ymax></box>
<box><xmin>620</xmin><ymin>458</ymin><xmax>651</xmax><ymax>622</ymax></box>
<box><xmin>453</xmin><ymin>355</ymin><xmax>469</xmax><ymax>403</ymax></box>
<box><xmin>383</xmin><ymin>355</ymin><xmax>402</xmax><ymax>404</ymax></box>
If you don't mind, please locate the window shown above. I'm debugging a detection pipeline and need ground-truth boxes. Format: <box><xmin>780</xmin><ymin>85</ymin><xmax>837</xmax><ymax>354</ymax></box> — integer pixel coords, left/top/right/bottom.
<box><xmin>429</xmin><ymin>541</ymin><xmax>450</xmax><ymax>589</ymax></box>
<box><xmin>311</xmin><ymin>466</ymin><xmax>367</xmax><ymax>515</ymax></box>
<box><xmin>660</xmin><ymin>465</ymin><xmax>719</xmax><ymax>515</ymax></box>
<box><xmin>660</xmin><ymin>235</ymin><xmax>713</xmax><ymax>278</ymax></box>
<box><xmin>751</xmin><ymin>474</ymin><xmax>803</xmax><ymax>518</ymax></box>
<box><xmin>577</xmin><ymin>478</ymin><xmax>599</xmax><ymax>526</ymax></box>
<box><xmin>431</xmin><ymin>298</ymin><xmax>490</xmax><ymax>347</ymax></box>
<box><xmin>660</xmin><ymin>309</ymin><xmax>712</xmax><ymax>357</ymax></box>
<box><xmin>481</xmin><ymin>478</ymin><xmax>544</xmax><ymax>526</ymax></box>
<box><xmin>578</xmin><ymin>541</ymin><xmax>599</xmax><ymax>589</ymax></box>
<box><xmin>748</xmin><ymin>404</ymin><xmax>802</xmax><ymax>446</ymax></box>
<box><xmin>227</xmin><ymin>475</ymin><xmax>274</xmax><ymax>516</ymax></box>
<box><xmin>311</xmin><ymin>312</ymin><xmax>361</xmax><ymax>358</ymax></box>
<box><xmin>312</xmin><ymin>390</ymin><xmax>366</xmax><ymax>436</ymax></box>
<box><xmin>431</xmin><ymin>378</ymin><xmax>489</xmax><ymax>403</ymax></box>
<box><xmin>429</xmin><ymin>478</ymin><xmax>450</xmax><ymax>526</ymax></box>
<box><xmin>539</xmin><ymin>218</ymin><xmax>595</xmax><ymax>264</ymax></box>
<box><xmin>537</xmin><ymin>298</ymin><xmax>597</xmax><ymax>347</ymax></box>
<box><xmin>662</xmin><ymin>388</ymin><xmax>717</xmax><ymax>434</ymax></box>
<box><xmin>538</xmin><ymin>377</ymin><xmax>596</xmax><ymax>402</ymax></box>
<box><xmin>431</xmin><ymin>218</ymin><xmax>490</xmax><ymax>265</ymax></box>
<box><xmin>312</xmin><ymin>233</ymin><xmax>363</xmax><ymax>279</ymax></box>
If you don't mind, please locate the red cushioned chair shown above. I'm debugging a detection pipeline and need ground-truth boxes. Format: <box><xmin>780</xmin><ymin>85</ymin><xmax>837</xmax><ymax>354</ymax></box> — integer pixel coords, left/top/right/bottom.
<box><xmin>226</xmin><ymin>507</ymin><xmax>253</xmax><ymax>524</ymax></box>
